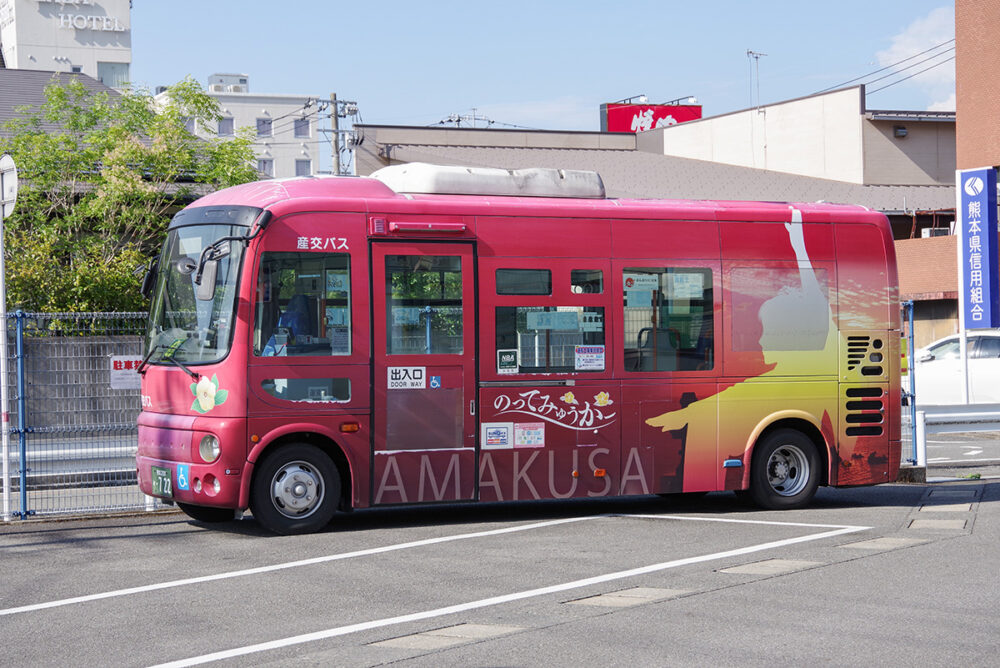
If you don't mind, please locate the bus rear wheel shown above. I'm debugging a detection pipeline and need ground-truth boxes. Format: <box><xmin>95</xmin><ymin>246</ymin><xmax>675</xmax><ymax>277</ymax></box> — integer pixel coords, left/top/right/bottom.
<box><xmin>250</xmin><ymin>444</ymin><xmax>340</xmax><ymax>535</ymax></box>
<box><xmin>749</xmin><ymin>429</ymin><xmax>820</xmax><ymax>510</ymax></box>
<box><xmin>177</xmin><ymin>502</ymin><xmax>235</xmax><ymax>524</ymax></box>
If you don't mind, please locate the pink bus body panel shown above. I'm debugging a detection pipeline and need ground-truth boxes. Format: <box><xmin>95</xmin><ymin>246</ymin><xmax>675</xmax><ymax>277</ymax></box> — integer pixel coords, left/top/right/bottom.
<box><xmin>137</xmin><ymin>176</ymin><xmax>901</xmax><ymax>513</ymax></box>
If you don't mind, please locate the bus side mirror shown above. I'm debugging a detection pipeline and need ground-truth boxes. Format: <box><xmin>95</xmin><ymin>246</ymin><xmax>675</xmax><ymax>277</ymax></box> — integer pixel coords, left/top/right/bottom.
<box><xmin>196</xmin><ymin>259</ymin><xmax>218</xmax><ymax>301</ymax></box>
<box><xmin>140</xmin><ymin>257</ymin><xmax>158</xmax><ymax>299</ymax></box>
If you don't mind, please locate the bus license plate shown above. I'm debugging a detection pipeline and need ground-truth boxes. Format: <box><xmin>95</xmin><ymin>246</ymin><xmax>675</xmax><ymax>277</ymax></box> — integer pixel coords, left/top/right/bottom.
<box><xmin>151</xmin><ymin>466</ymin><xmax>173</xmax><ymax>498</ymax></box>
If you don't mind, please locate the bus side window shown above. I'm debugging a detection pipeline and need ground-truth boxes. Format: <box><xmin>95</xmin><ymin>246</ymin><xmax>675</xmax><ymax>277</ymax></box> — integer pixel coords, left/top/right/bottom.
<box><xmin>623</xmin><ymin>267</ymin><xmax>713</xmax><ymax>372</ymax></box>
<box><xmin>254</xmin><ymin>251</ymin><xmax>351</xmax><ymax>357</ymax></box>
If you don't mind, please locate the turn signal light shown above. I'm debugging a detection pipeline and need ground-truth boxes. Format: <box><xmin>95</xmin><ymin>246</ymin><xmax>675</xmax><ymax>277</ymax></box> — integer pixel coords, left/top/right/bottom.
<box><xmin>593</xmin><ymin>468</ymin><xmax>607</xmax><ymax>478</ymax></box>
<box><xmin>340</xmin><ymin>422</ymin><xmax>360</xmax><ymax>433</ymax></box>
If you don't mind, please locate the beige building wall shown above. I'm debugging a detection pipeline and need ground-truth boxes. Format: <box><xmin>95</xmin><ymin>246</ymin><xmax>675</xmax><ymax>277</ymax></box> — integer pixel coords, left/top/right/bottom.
<box><xmin>862</xmin><ymin>119</ymin><xmax>956</xmax><ymax>185</ymax></box>
<box><xmin>205</xmin><ymin>92</ymin><xmax>322</xmax><ymax>179</ymax></box>
<box><xmin>643</xmin><ymin>87</ymin><xmax>866</xmax><ymax>183</ymax></box>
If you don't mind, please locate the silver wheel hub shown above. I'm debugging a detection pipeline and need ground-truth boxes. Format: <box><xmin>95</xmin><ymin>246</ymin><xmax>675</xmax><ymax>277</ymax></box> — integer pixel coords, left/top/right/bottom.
<box><xmin>271</xmin><ymin>461</ymin><xmax>324</xmax><ymax>519</ymax></box>
<box><xmin>766</xmin><ymin>445</ymin><xmax>809</xmax><ymax>497</ymax></box>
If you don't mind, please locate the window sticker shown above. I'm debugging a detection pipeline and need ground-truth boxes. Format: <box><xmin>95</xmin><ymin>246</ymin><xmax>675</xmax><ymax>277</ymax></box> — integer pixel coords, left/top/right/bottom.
<box><xmin>497</xmin><ymin>349</ymin><xmax>519</xmax><ymax>374</ymax></box>
<box><xmin>575</xmin><ymin>345</ymin><xmax>606</xmax><ymax>371</ymax></box>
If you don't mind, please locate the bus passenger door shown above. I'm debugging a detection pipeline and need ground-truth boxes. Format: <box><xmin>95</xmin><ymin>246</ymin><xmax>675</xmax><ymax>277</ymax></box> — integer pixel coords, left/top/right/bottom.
<box><xmin>371</xmin><ymin>242</ymin><xmax>477</xmax><ymax>505</ymax></box>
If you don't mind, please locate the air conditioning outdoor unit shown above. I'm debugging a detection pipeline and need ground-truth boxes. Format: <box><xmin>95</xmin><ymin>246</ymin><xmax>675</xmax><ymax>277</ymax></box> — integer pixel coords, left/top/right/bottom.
<box><xmin>209</xmin><ymin>84</ymin><xmax>225</xmax><ymax>93</ymax></box>
<box><xmin>921</xmin><ymin>227</ymin><xmax>951</xmax><ymax>238</ymax></box>
<box><xmin>229</xmin><ymin>84</ymin><xmax>246</xmax><ymax>93</ymax></box>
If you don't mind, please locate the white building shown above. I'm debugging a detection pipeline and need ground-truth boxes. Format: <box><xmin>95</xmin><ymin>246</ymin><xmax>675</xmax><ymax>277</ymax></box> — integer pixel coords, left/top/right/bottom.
<box><xmin>635</xmin><ymin>86</ymin><xmax>955</xmax><ymax>186</ymax></box>
<box><xmin>0</xmin><ymin>0</ymin><xmax>131</xmax><ymax>88</ymax></box>
<box><xmin>193</xmin><ymin>73</ymin><xmax>324</xmax><ymax>179</ymax></box>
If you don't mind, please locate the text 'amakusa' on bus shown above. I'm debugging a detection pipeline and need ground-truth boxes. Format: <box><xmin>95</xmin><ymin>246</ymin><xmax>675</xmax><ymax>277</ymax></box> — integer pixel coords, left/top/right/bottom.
<box><xmin>136</xmin><ymin>163</ymin><xmax>901</xmax><ymax>534</ymax></box>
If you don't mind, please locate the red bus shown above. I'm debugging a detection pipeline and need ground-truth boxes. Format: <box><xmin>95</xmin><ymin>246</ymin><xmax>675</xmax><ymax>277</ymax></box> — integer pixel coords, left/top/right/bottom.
<box><xmin>136</xmin><ymin>163</ymin><xmax>901</xmax><ymax>534</ymax></box>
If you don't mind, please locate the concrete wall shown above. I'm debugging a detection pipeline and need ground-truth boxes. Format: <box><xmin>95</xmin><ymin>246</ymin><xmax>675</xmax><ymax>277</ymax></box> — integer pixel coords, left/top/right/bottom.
<box><xmin>647</xmin><ymin>87</ymin><xmax>866</xmax><ymax>183</ymax></box>
<box><xmin>863</xmin><ymin>120</ymin><xmax>956</xmax><ymax>185</ymax></box>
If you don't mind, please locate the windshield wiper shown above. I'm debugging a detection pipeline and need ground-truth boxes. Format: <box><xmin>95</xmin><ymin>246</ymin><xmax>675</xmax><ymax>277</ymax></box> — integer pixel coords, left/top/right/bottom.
<box><xmin>136</xmin><ymin>344</ymin><xmax>164</xmax><ymax>376</ymax></box>
<box><xmin>162</xmin><ymin>336</ymin><xmax>201</xmax><ymax>381</ymax></box>
<box><xmin>136</xmin><ymin>337</ymin><xmax>201</xmax><ymax>381</ymax></box>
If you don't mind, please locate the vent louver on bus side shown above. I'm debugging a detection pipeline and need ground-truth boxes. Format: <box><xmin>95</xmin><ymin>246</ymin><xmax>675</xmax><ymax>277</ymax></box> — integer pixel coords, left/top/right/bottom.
<box><xmin>844</xmin><ymin>386</ymin><xmax>885</xmax><ymax>437</ymax></box>
<box><xmin>840</xmin><ymin>332</ymin><xmax>887</xmax><ymax>382</ymax></box>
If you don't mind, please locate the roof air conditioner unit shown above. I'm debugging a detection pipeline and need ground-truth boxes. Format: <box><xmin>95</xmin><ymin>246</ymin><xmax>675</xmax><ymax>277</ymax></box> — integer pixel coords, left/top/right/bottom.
<box><xmin>229</xmin><ymin>84</ymin><xmax>245</xmax><ymax>93</ymax></box>
<box><xmin>209</xmin><ymin>84</ymin><xmax>225</xmax><ymax>93</ymax></box>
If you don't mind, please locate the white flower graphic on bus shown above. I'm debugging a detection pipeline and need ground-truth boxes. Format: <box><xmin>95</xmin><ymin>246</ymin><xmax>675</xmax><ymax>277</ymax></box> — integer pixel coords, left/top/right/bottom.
<box><xmin>191</xmin><ymin>375</ymin><xmax>228</xmax><ymax>414</ymax></box>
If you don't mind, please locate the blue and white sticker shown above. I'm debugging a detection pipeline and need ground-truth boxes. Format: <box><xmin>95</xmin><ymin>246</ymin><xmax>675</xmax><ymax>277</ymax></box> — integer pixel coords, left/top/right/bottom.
<box><xmin>176</xmin><ymin>464</ymin><xmax>190</xmax><ymax>491</ymax></box>
<box><xmin>481</xmin><ymin>422</ymin><xmax>513</xmax><ymax>449</ymax></box>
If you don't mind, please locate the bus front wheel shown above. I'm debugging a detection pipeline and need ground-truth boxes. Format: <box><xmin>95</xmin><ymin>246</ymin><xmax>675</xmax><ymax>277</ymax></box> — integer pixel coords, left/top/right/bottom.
<box><xmin>250</xmin><ymin>444</ymin><xmax>340</xmax><ymax>535</ymax></box>
<box><xmin>749</xmin><ymin>429</ymin><xmax>820</xmax><ymax>510</ymax></box>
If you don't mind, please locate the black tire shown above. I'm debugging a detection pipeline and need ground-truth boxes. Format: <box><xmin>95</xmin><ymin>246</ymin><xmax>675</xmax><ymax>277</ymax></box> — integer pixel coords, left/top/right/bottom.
<box><xmin>749</xmin><ymin>429</ymin><xmax>821</xmax><ymax>510</ymax></box>
<box><xmin>250</xmin><ymin>444</ymin><xmax>340</xmax><ymax>535</ymax></box>
<box><xmin>177</xmin><ymin>502</ymin><xmax>235</xmax><ymax>524</ymax></box>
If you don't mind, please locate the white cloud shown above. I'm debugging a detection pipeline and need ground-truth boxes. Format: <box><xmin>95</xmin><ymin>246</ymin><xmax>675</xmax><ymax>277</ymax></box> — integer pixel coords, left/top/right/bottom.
<box><xmin>928</xmin><ymin>92</ymin><xmax>956</xmax><ymax>111</ymax></box>
<box><xmin>875</xmin><ymin>6</ymin><xmax>955</xmax><ymax>109</ymax></box>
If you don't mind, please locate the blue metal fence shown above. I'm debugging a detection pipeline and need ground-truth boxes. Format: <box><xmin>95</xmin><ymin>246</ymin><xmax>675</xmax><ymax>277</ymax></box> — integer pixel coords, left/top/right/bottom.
<box><xmin>0</xmin><ymin>311</ymin><xmax>163</xmax><ymax>521</ymax></box>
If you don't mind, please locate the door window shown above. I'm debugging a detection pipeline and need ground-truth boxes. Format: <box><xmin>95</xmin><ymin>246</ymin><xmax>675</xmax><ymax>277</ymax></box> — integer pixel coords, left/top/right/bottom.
<box><xmin>385</xmin><ymin>255</ymin><xmax>463</xmax><ymax>355</ymax></box>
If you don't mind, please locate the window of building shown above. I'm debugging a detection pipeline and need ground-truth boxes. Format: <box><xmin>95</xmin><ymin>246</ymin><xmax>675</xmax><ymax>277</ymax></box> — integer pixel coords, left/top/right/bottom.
<box><xmin>294</xmin><ymin>117</ymin><xmax>310</xmax><ymax>138</ymax></box>
<box><xmin>256</xmin><ymin>118</ymin><xmax>272</xmax><ymax>137</ymax></box>
<box><xmin>218</xmin><ymin>117</ymin><xmax>234</xmax><ymax>137</ymax></box>
<box><xmin>96</xmin><ymin>61</ymin><xmax>128</xmax><ymax>88</ymax></box>
<box><xmin>295</xmin><ymin>159</ymin><xmax>311</xmax><ymax>177</ymax></box>
<box><xmin>253</xmin><ymin>252</ymin><xmax>351</xmax><ymax>357</ymax></box>
<box><xmin>181</xmin><ymin>117</ymin><xmax>195</xmax><ymax>134</ymax></box>
<box><xmin>622</xmin><ymin>267</ymin><xmax>713</xmax><ymax>372</ymax></box>
<box><xmin>70</xmin><ymin>65</ymin><xmax>82</xmax><ymax>73</ymax></box>
<box><xmin>257</xmin><ymin>159</ymin><xmax>274</xmax><ymax>177</ymax></box>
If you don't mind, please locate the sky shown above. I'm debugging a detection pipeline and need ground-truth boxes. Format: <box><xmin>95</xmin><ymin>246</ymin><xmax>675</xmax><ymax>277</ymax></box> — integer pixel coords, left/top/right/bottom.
<box><xmin>129</xmin><ymin>1</ymin><xmax>955</xmax><ymax>132</ymax></box>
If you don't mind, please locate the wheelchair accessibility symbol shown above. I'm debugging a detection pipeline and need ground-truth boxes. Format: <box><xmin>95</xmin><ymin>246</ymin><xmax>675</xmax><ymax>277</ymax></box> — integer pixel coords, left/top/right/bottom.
<box><xmin>430</xmin><ymin>376</ymin><xmax>442</xmax><ymax>389</ymax></box>
<box><xmin>177</xmin><ymin>464</ymin><xmax>190</xmax><ymax>491</ymax></box>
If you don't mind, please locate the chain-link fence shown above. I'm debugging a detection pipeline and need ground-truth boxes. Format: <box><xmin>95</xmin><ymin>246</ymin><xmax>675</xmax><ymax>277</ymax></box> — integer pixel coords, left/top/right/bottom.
<box><xmin>0</xmin><ymin>311</ymin><xmax>163</xmax><ymax>520</ymax></box>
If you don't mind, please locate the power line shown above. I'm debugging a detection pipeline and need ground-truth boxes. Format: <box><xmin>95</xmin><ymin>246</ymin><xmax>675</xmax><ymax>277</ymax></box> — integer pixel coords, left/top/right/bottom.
<box><xmin>861</xmin><ymin>47</ymin><xmax>954</xmax><ymax>88</ymax></box>
<box><xmin>866</xmin><ymin>55</ymin><xmax>955</xmax><ymax>95</ymax></box>
<box><xmin>814</xmin><ymin>38</ymin><xmax>954</xmax><ymax>95</ymax></box>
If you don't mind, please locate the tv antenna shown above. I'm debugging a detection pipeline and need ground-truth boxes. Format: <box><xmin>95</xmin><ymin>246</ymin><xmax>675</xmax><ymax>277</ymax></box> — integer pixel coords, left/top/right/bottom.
<box><xmin>747</xmin><ymin>50</ymin><xmax>767</xmax><ymax>110</ymax></box>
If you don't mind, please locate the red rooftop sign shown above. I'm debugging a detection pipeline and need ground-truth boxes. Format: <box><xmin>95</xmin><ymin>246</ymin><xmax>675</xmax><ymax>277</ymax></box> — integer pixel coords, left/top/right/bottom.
<box><xmin>600</xmin><ymin>103</ymin><xmax>702</xmax><ymax>133</ymax></box>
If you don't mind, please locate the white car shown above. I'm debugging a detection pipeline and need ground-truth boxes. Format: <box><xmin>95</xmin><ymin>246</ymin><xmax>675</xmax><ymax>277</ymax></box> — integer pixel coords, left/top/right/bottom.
<box><xmin>910</xmin><ymin>331</ymin><xmax>1000</xmax><ymax>405</ymax></box>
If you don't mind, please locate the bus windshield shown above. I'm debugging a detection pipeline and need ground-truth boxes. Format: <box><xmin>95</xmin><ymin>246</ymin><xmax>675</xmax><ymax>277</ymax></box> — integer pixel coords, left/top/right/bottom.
<box><xmin>144</xmin><ymin>223</ymin><xmax>246</xmax><ymax>365</ymax></box>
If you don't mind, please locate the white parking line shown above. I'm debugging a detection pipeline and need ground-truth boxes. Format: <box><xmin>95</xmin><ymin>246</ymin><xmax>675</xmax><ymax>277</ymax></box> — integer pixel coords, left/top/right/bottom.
<box><xmin>149</xmin><ymin>516</ymin><xmax>869</xmax><ymax>668</ymax></box>
<box><xmin>0</xmin><ymin>516</ymin><xmax>600</xmax><ymax>617</ymax></box>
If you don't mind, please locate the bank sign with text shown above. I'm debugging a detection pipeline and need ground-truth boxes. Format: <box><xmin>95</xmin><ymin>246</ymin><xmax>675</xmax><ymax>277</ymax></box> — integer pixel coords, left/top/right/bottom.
<box><xmin>958</xmin><ymin>167</ymin><xmax>1000</xmax><ymax>328</ymax></box>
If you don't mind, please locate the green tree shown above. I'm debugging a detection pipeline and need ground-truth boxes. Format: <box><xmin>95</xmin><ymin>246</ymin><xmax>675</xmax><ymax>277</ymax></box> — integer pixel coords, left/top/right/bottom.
<box><xmin>0</xmin><ymin>76</ymin><xmax>259</xmax><ymax>311</ymax></box>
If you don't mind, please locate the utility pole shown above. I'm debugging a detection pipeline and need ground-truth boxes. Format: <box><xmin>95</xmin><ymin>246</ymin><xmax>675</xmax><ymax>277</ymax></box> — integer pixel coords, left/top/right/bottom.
<box><xmin>330</xmin><ymin>92</ymin><xmax>340</xmax><ymax>176</ymax></box>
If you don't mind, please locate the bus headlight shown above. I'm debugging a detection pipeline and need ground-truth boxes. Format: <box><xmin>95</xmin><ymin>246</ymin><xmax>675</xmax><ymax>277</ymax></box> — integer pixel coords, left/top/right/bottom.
<box><xmin>199</xmin><ymin>434</ymin><xmax>221</xmax><ymax>463</ymax></box>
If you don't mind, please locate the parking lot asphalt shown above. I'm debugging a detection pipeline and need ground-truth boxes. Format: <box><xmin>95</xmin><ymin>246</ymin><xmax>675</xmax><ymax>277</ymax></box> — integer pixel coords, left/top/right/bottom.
<box><xmin>1</xmin><ymin>480</ymin><xmax>998</xmax><ymax>667</ymax></box>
